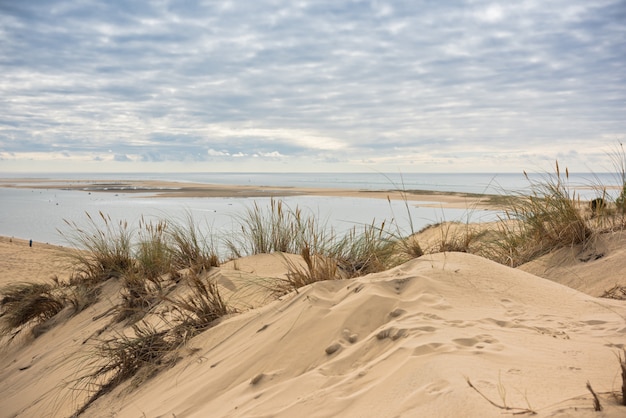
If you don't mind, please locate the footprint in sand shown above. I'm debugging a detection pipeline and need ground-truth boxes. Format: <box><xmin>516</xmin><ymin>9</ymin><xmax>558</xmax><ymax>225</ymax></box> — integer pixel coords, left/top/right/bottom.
<box><xmin>452</xmin><ymin>334</ymin><xmax>503</xmax><ymax>352</ymax></box>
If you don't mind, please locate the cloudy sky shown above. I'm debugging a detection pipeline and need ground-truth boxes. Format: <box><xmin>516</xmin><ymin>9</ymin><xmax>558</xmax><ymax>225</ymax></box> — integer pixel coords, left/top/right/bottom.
<box><xmin>1</xmin><ymin>0</ymin><xmax>625</xmax><ymax>173</ymax></box>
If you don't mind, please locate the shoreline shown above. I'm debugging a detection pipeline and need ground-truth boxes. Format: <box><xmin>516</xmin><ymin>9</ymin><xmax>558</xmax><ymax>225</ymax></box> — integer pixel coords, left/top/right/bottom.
<box><xmin>0</xmin><ymin>178</ymin><xmax>502</xmax><ymax>209</ymax></box>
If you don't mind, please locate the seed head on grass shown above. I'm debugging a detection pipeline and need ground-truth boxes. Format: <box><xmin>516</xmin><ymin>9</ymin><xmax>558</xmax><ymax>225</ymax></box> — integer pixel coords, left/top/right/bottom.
<box><xmin>274</xmin><ymin>246</ymin><xmax>340</xmax><ymax>295</ymax></box>
<box><xmin>487</xmin><ymin>162</ymin><xmax>593</xmax><ymax>267</ymax></box>
<box><xmin>167</xmin><ymin>212</ymin><xmax>220</xmax><ymax>272</ymax></box>
<box><xmin>135</xmin><ymin>218</ymin><xmax>173</xmax><ymax>281</ymax></box>
<box><xmin>225</xmin><ymin>198</ymin><xmax>329</xmax><ymax>257</ymax></box>
<box><xmin>59</xmin><ymin>212</ymin><xmax>134</xmax><ymax>283</ymax></box>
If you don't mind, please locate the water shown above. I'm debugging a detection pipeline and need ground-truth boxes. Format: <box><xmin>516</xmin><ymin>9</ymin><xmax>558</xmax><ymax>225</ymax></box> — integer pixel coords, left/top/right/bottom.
<box><xmin>0</xmin><ymin>171</ymin><xmax>619</xmax><ymax>251</ymax></box>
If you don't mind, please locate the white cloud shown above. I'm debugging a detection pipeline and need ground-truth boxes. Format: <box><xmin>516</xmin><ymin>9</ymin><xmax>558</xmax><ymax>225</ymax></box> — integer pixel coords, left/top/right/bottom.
<box><xmin>256</xmin><ymin>151</ymin><xmax>284</xmax><ymax>158</ymax></box>
<box><xmin>207</xmin><ymin>149</ymin><xmax>230</xmax><ymax>157</ymax></box>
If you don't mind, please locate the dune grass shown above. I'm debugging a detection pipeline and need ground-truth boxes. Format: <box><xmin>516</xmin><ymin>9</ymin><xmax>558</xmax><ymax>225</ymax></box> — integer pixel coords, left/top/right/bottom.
<box><xmin>329</xmin><ymin>220</ymin><xmax>400</xmax><ymax>278</ymax></box>
<box><xmin>166</xmin><ymin>269</ymin><xmax>235</xmax><ymax>334</ymax></box>
<box><xmin>273</xmin><ymin>246</ymin><xmax>341</xmax><ymax>295</ymax></box>
<box><xmin>167</xmin><ymin>212</ymin><xmax>219</xmax><ymax>272</ymax></box>
<box><xmin>478</xmin><ymin>163</ymin><xmax>594</xmax><ymax>267</ymax></box>
<box><xmin>0</xmin><ymin>281</ymin><xmax>65</xmax><ymax>339</ymax></box>
<box><xmin>71</xmin><ymin>321</ymin><xmax>184</xmax><ymax>416</ymax></box>
<box><xmin>224</xmin><ymin>198</ymin><xmax>330</xmax><ymax>258</ymax></box>
<box><xmin>0</xmin><ymin>276</ymin><xmax>101</xmax><ymax>341</ymax></box>
<box><xmin>73</xmin><ymin>269</ymin><xmax>233</xmax><ymax>415</ymax></box>
<box><xmin>60</xmin><ymin>212</ymin><xmax>134</xmax><ymax>283</ymax></box>
<box><xmin>135</xmin><ymin>218</ymin><xmax>172</xmax><ymax>281</ymax></box>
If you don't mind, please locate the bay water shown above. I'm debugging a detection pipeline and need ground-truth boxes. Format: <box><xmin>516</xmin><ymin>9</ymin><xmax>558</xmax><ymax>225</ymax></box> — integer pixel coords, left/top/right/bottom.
<box><xmin>0</xmin><ymin>172</ymin><xmax>617</xmax><ymax>253</ymax></box>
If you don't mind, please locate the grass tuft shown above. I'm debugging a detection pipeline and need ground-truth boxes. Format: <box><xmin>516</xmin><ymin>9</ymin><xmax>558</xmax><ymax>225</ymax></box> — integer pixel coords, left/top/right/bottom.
<box><xmin>486</xmin><ymin>163</ymin><xmax>593</xmax><ymax>267</ymax></box>
<box><xmin>0</xmin><ymin>281</ymin><xmax>65</xmax><ymax>339</ymax></box>
<box><xmin>330</xmin><ymin>221</ymin><xmax>400</xmax><ymax>278</ymax></box>
<box><xmin>60</xmin><ymin>212</ymin><xmax>134</xmax><ymax>283</ymax></box>
<box><xmin>167</xmin><ymin>212</ymin><xmax>220</xmax><ymax>272</ymax></box>
<box><xmin>275</xmin><ymin>246</ymin><xmax>341</xmax><ymax>294</ymax></box>
<box><xmin>135</xmin><ymin>218</ymin><xmax>172</xmax><ymax>281</ymax></box>
<box><xmin>72</xmin><ymin>321</ymin><xmax>183</xmax><ymax>416</ymax></box>
<box><xmin>166</xmin><ymin>270</ymin><xmax>235</xmax><ymax>334</ymax></box>
<box><xmin>225</xmin><ymin>198</ymin><xmax>328</xmax><ymax>257</ymax></box>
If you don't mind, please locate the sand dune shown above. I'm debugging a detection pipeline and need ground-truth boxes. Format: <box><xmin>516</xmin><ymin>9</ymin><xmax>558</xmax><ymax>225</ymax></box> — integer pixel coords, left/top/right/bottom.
<box><xmin>84</xmin><ymin>253</ymin><xmax>625</xmax><ymax>418</ymax></box>
<box><xmin>1</xmin><ymin>237</ymin><xmax>624</xmax><ymax>417</ymax></box>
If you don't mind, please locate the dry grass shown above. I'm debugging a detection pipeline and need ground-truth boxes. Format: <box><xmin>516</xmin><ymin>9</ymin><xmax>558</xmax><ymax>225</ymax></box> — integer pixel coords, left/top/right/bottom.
<box><xmin>13</xmin><ymin>164</ymin><xmax>626</xmax><ymax>415</ymax></box>
<box><xmin>481</xmin><ymin>163</ymin><xmax>593</xmax><ymax>267</ymax></box>
<box><xmin>274</xmin><ymin>246</ymin><xmax>341</xmax><ymax>295</ymax></box>
<box><xmin>166</xmin><ymin>270</ymin><xmax>235</xmax><ymax>334</ymax></box>
<box><xmin>69</xmin><ymin>268</ymin><xmax>235</xmax><ymax>416</ymax></box>
<box><xmin>60</xmin><ymin>212</ymin><xmax>134</xmax><ymax>283</ymax></box>
<box><xmin>135</xmin><ymin>218</ymin><xmax>173</xmax><ymax>281</ymax></box>
<box><xmin>0</xmin><ymin>281</ymin><xmax>65</xmax><ymax>339</ymax></box>
<box><xmin>428</xmin><ymin>222</ymin><xmax>485</xmax><ymax>254</ymax></box>
<box><xmin>167</xmin><ymin>212</ymin><xmax>220</xmax><ymax>272</ymax></box>
<box><xmin>601</xmin><ymin>285</ymin><xmax>626</xmax><ymax>300</ymax></box>
<box><xmin>115</xmin><ymin>271</ymin><xmax>165</xmax><ymax>323</ymax></box>
<box><xmin>329</xmin><ymin>221</ymin><xmax>401</xmax><ymax>278</ymax></box>
<box><xmin>225</xmin><ymin>198</ymin><xmax>329</xmax><ymax>258</ymax></box>
<box><xmin>71</xmin><ymin>321</ymin><xmax>183</xmax><ymax>416</ymax></box>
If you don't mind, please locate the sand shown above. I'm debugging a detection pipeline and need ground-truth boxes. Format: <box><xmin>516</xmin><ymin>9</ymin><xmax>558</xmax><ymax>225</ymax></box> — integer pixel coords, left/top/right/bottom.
<box><xmin>1</xmin><ymin>228</ymin><xmax>625</xmax><ymax>417</ymax></box>
<box><xmin>1</xmin><ymin>181</ymin><xmax>625</xmax><ymax>417</ymax></box>
<box><xmin>0</xmin><ymin>236</ymin><xmax>72</xmax><ymax>286</ymax></box>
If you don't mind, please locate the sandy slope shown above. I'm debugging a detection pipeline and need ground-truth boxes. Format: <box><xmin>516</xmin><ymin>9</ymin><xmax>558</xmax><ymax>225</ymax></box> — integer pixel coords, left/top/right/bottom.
<box><xmin>519</xmin><ymin>230</ymin><xmax>626</xmax><ymax>297</ymax></box>
<box><xmin>0</xmin><ymin>237</ymin><xmax>72</xmax><ymax>286</ymax></box>
<box><xmin>82</xmin><ymin>252</ymin><xmax>625</xmax><ymax>418</ymax></box>
<box><xmin>1</xmin><ymin>243</ymin><xmax>624</xmax><ymax>417</ymax></box>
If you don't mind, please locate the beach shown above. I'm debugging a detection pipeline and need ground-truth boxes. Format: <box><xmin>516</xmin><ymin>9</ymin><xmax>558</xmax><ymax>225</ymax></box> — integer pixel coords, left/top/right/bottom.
<box><xmin>1</xmin><ymin>177</ymin><xmax>625</xmax><ymax>417</ymax></box>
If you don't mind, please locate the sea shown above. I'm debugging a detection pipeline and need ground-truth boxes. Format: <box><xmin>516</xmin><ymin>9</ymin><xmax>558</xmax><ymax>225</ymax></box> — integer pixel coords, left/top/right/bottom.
<box><xmin>0</xmin><ymin>172</ymin><xmax>619</xmax><ymax>253</ymax></box>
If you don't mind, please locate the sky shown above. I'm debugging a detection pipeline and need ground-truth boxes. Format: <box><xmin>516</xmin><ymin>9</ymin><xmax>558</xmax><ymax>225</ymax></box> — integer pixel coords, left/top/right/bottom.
<box><xmin>1</xmin><ymin>0</ymin><xmax>625</xmax><ymax>173</ymax></box>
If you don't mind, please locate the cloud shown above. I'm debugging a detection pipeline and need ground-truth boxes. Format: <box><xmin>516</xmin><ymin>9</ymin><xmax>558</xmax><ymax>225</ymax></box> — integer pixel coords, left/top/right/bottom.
<box><xmin>256</xmin><ymin>151</ymin><xmax>284</xmax><ymax>158</ymax></box>
<box><xmin>207</xmin><ymin>149</ymin><xmax>230</xmax><ymax>157</ymax></box>
<box><xmin>0</xmin><ymin>0</ymin><xmax>624</xmax><ymax>172</ymax></box>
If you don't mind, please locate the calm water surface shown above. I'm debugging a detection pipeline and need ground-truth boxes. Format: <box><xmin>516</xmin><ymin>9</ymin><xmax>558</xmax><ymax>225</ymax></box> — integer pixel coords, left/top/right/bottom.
<box><xmin>0</xmin><ymin>172</ymin><xmax>617</xmax><ymax>251</ymax></box>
